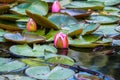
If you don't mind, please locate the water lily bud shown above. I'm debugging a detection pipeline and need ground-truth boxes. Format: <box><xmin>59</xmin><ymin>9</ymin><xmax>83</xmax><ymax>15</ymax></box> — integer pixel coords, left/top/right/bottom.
<box><xmin>26</xmin><ymin>18</ymin><xmax>37</xmax><ymax>32</ymax></box>
<box><xmin>54</xmin><ymin>32</ymin><xmax>68</xmax><ymax>48</ymax></box>
<box><xmin>52</xmin><ymin>0</ymin><xmax>61</xmax><ymax>12</ymax></box>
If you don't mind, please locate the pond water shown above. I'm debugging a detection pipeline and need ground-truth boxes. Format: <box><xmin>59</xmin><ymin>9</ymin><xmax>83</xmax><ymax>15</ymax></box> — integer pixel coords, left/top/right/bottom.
<box><xmin>69</xmin><ymin>46</ymin><xmax>120</xmax><ymax>80</ymax></box>
<box><xmin>0</xmin><ymin>43</ymin><xmax>120</xmax><ymax>80</ymax></box>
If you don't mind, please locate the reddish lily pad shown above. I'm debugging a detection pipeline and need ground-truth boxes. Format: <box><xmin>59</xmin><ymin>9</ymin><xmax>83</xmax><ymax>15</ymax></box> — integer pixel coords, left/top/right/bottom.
<box><xmin>61</xmin><ymin>9</ymin><xmax>91</xmax><ymax>18</ymax></box>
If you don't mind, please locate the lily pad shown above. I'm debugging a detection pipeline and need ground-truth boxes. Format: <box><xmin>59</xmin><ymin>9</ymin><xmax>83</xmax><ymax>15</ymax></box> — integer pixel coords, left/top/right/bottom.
<box><xmin>69</xmin><ymin>34</ymin><xmax>110</xmax><ymax>48</ymax></box>
<box><xmin>26</xmin><ymin>10</ymin><xmax>59</xmax><ymax>30</ymax></box>
<box><xmin>0</xmin><ymin>58</ymin><xmax>26</xmax><ymax>74</ymax></box>
<box><xmin>4</xmin><ymin>33</ymin><xmax>46</xmax><ymax>43</ymax></box>
<box><xmin>25</xmin><ymin>66</ymin><xmax>75</xmax><ymax>80</ymax></box>
<box><xmin>82</xmin><ymin>23</ymin><xmax>100</xmax><ymax>35</ymax></box>
<box><xmin>0</xmin><ymin>20</ymin><xmax>23</xmax><ymax>30</ymax></box>
<box><xmin>64</xmin><ymin>1</ymin><xmax>104</xmax><ymax>10</ymax></box>
<box><xmin>20</xmin><ymin>58</ymin><xmax>47</xmax><ymax>67</ymax></box>
<box><xmin>88</xmin><ymin>0</ymin><xmax>120</xmax><ymax>6</ymax></box>
<box><xmin>10</xmin><ymin>1</ymin><xmax>48</xmax><ymax>16</ymax></box>
<box><xmin>0</xmin><ymin>14</ymin><xmax>27</xmax><ymax>21</ymax></box>
<box><xmin>115</xmin><ymin>25</ymin><xmax>120</xmax><ymax>33</ymax></box>
<box><xmin>94</xmin><ymin>24</ymin><xmax>119</xmax><ymax>35</ymax></box>
<box><xmin>45</xmin><ymin>54</ymin><xmax>74</xmax><ymax>66</ymax></box>
<box><xmin>0</xmin><ymin>75</ymin><xmax>36</xmax><ymax>80</ymax></box>
<box><xmin>48</xmin><ymin>13</ymin><xmax>78</xmax><ymax>29</ymax></box>
<box><xmin>9</xmin><ymin>44</ymin><xmax>44</xmax><ymax>57</ymax></box>
<box><xmin>86</xmin><ymin>15</ymin><xmax>120</xmax><ymax>24</ymax></box>
<box><xmin>9</xmin><ymin>44</ymin><xmax>57</xmax><ymax>57</ymax></box>
<box><xmin>61</xmin><ymin>9</ymin><xmax>91</xmax><ymax>18</ymax></box>
<box><xmin>67</xmin><ymin>24</ymin><xmax>83</xmax><ymax>36</ymax></box>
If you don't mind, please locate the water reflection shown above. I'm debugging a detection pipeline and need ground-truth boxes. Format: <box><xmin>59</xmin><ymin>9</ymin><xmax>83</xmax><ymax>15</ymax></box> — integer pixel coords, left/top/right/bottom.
<box><xmin>69</xmin><ymin>47</ymin><xmax>120</xmax><ymax>80</ymax></box>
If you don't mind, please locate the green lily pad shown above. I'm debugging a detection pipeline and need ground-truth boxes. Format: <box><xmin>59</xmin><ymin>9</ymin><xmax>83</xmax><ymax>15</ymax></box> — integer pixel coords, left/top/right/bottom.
<box><xmin>88</xmin><ymin>0</ymin><xmax>120</xmax><ymax>6</ymax></box>
<box><xmin>0</xmin><ymin>58</ymin><xmax>26</xmax><ymax>74</ymax></box>
<box><xmin>25</xmin><ymin>66</ymin><xmax>75</xmax><ymax>80</ymax></box>
<box><xmin>67</xmin><ymin>24</ymin><xmax>83</xmax><ymax>36</ymax></box>
<box><xmin>10</xmin><ymin>1</ymin><xmax>48</xmax><ymax>16</ymax></box>
<box><xmin>9</xmin><ymin>44</ymin><xmax>57</xmax><ymax>57</ymax></box>
<box><xmin>45</xmin><ymin>54</ymin><xmax>74</xmax><ymax>66</ymax></box>
<box><xmin>9</xmin><ymin>44</ymin><xmax>44</xmax><ymax>57</ymax></box>
<box><xmin>93</xmin><ymin>24</ymin><xmax>119</xmax><ymax>35</ymax></box>
<box><xmin>82</xmin><ymin>23</ymin><xmax>100</xmax><ymax>35</ymax></box>
<box><xmin>0</xmin><ymin>20</ymin><xmax>23</xmax><ymax>30</ymax></box>
<box><xmin>69</xmin><ymin>34</ymin><xmax>110</xmax><ymax>48</ymax></box>
<box><xmin>86</xmin><ymin>15</ymin><xmax>120</xmax><ymax>24</ymax></box>
<box><xmin>4</xmin><ymin>33</ymin><xmax>46</xmax><ymax>43</ymax></box>
<box><xmin>0</xmin><ymin>29</ymin><xmax>8</xmax><ymax>36</ymax></box>
<box><xmin>0</xmin><ymin>14</ymin><xmax>27</xmax><ymax>21</ymax></box>
<box><xmin>26</xmin><ymin>10</ymin><xmax>59</xmax><ymax>30</ymax></box>
<box><xmin>115</xmin><ymin>25</ymin><xmax>120</xmax><ymax>33</ymax></box>
<box><xmin>64</xmin><ymin>1</ymin><xmax>104</xmax><ymax>10</ymax></box>
<box><xmin>20</xmin><ymin>58</ymin><xmax>47</xmax><ymax>67</ymax></box>
<box><xmin>0</xmin><ymin>75</ymin><xmax>36</xmax><ymax>80</ymax></box>
<box><xmin>48</xmin><ymin>13</ymin><xmax>78</xmax><ymax>29</ymax></box>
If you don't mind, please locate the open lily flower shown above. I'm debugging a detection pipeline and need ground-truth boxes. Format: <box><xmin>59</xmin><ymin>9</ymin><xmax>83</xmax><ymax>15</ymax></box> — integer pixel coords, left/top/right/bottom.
<box><xmin>54</xmin><ymin>32</ymin><xmax>68</xmax><ymax>48</ymax></box>
<box><xmin>26</xmin><ymin>18</ymin><xmax>37</xmax><ymax>32</ymax></box>
<box><xmin>52</xmin><ymin>0</ymin><xmax>61</xmax><ymax>12</ymax></box>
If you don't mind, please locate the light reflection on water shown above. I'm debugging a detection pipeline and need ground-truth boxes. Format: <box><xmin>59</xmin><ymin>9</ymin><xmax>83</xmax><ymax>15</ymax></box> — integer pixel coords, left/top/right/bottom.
<box><xmin>69</xmin><ymin>47</ymin><xmax>120</xmax><ymax>80</ymax></box>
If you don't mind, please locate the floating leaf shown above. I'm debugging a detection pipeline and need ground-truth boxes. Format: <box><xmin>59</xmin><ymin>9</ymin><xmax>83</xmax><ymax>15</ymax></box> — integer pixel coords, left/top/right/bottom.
<box><xmin>86</xmin><ymin>15</ymin><xmax>120</xmax><ymax>24</ymax></box>
<box><xmin>0</xmin><ymin>20</ymin><xmax>23</xmax><ymax>30</ymax></box>
<box><xmin>48</xmin><ymin>13</ymin><xmax>78</xmax><ymax>29</ymax></box>
<box><xmin>20</xmin><ymin>58</ymin><xmax>47</xmax><ymax>67</ymax></box>
<box><xmin>45</xmin><ymin>54</ymin><xmax>74</xmax><ymax>66</ymax></box>
<box><xmin>67</xmin><ymin>24</ymin><xmax>83</xmax><ymax>36</ymax></box>
<box><xmin>4</xmin><ymin>33</ymin><xmax>26</xmax><ymax>43</ymax></box>
<box><xmin>9</xmin><ymin>44</ymin><xmax>44</xmax><ymax>57</ymax></box>
<box><xmin>64</xmin><ymin>1</ymin><xmax>104</xmax><ymax>10</ymax></box>
<box><xmin>10</xmin><ymin>1</ymin><xmax>48</xmax><ymax>16</ymax></box>
<box><xmin>82</xmin><ymin>23</ymin><xmax>100</xmax><ymax>35</ymax></box>
<box><xmin>0</xmin><ymin>75</ymin><xmax>36</xmax><ymax>80</ymax></box>
<box><xmin>26</xmin><ymin>10</ymin><xmax>59</xmax><ymax>29</ymax></box>
<box><xmin>9</xmin><ymin>44</ymin><xmax>57</xmax><ymax>57</ymax></box>
<box><xmin>25</xmin><ymin>66</ymin><xmax>74</xmax><ymax>80</ymax></box>
<box><xmin>0</xmin><ymin>14</ymin><xmax>27</xmax><ymax>21</ymax></box>
<box><xmin>25</xmin><ymin>66</ymin><xmax>50</xmax><ymax>79</ymax></box>
<box><xmin>94</xmin><ymin>24</ymin><xmax>119</xmax><ymax>35</ymax></box>
<box><xmin>61</xmin><ymin>9</ymin><xmax>91</xmax><ymax>18</ymax></box>
<box><xmin>0</xmin><ymin>58</ymin><xmax>26</xmax><ymax>74</ymax></box>
<box><xmin>88</xmin><ymin>0</ymin><xmax>120</xmax><ymax>6</ymax></box>
<box><xmin>4</xmin><ymin>33</ymin><xmax>46</xmax><ymax>43</ymax></box>
<box><xmin>69</xmin><ymin>34</ymin><xmax>110</xmax><ymax>48</ymax></box>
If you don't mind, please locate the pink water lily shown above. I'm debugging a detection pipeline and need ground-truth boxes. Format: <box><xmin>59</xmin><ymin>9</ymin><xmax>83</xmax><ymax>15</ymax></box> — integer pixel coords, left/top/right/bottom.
<box><xmin>26</xmin><ymin>18</ymin><xmax>37</xmax><ymax>32</ymax></box>
<box><xmin>52</xmin><ymin>0</ymin><xmax>61</xmax><ymax>12</ymax></box>
<box><xmin>54</xmin><ymin>32</ymin><xmax>68</xmax><ymax>48</ymax></box>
